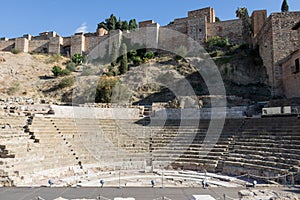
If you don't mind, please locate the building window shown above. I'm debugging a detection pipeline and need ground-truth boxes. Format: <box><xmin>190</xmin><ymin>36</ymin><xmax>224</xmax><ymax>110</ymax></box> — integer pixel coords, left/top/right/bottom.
<box><xmin>295</xmin><ymin>58</ymin><xmax>300</xmax><ymax>73</ymax></box>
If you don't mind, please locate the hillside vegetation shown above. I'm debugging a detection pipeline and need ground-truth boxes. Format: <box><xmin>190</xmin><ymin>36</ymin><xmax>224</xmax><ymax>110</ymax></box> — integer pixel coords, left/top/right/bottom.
<box><xmin>0</xmin><ymin>37</ymin><xmax>271</xmax><ymax>105</ymax></box>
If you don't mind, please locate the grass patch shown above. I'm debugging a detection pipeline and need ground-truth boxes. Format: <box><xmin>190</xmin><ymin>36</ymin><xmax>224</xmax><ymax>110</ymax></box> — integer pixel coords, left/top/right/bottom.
<box><xmin>7</xmin><ymin>82</ymin><xmax>20</xmax><ymax>95</ymax></box>
<box><xmin>58</xmin><ymin>77</ymin><xmax>75</xmax><ymax>89</ymax></box>
<box><xmin>46</xmin><ymin>54</ymin><xmax>62</xmax><ymax>64</ymax></box>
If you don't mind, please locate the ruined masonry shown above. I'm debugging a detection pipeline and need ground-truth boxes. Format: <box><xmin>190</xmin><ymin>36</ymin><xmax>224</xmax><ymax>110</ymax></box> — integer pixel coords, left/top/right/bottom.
<box><xmin>0</xmin><ymin>7</ymin><xmax>300</xmax><ymax>97</ymax></box>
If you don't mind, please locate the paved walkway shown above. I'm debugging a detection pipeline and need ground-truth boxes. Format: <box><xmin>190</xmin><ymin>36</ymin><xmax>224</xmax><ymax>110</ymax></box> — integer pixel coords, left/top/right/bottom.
<box><xmin>0</xmin><ymin>186</ymin><xmax>298</xmax><ymax>200</ymax></box>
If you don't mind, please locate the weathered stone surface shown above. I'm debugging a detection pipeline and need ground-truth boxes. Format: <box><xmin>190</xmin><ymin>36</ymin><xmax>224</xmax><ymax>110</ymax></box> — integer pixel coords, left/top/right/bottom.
<box><xmin>239</xmin><ymin>189</ymin><xmax>299</xmax><ymax>200</ymax></box>
<box><xmin>0</xmin><ymin>56</ymin><xmax>5</xmax><ymax>62</ymax></box>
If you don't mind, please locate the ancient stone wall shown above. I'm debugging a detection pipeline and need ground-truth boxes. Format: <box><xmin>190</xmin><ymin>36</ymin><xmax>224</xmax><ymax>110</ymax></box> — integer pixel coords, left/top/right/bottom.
<box><xmin>0</xmin><ymin>40</ymin><xmax>15</xmax><ymax>51</ymax></box>
<box><xmin>281</xmin><ymin>50</ymin><xmax>300</xmax><ymax>98</ymax></box>
<box><xmin>63</xmin><ymin>37</ymin><xmax>71</xmax><ymax>47</ymax></box>
<box><xmin>0</xmin><ymin>7</ymin><xmax>299</xmax><ymax>99</ymax></box>
<box><xmin>167</xmin><ymin>18</ymin><xmax>189</xmax><ymax>34</ymax></box>
<box><xmin>188</xmin><ymin>7</ymin><xmax>215</xmax><ymax>23</ymax></box>
<box><xmin>254</xmin><ymin>11</ymin><xmax>300</xmax><ymax>96</ymax></box>
<box><xmin>85</xmin><ymin>36</ymin><xmax>104</xmax><ymax>53</ymax></box>
<box><xmin>158</xmin><ymin>26</ymin><xmax>191</xmax><ymax>53</ymax></box>
<box><xmin>272</xmin><ymin>12</ymin><xmax>300</xmax><ymax>64</ymax></box>
<box><xmin>123</xmin><ymin>30</ymin><xmax>146</xmax><ymax>49</ymax></box>
<box><xmin>251</xmin><ymin>10</ymin><xmax>267</xmax><ymax>37</ymax></box>
<box><xmin>48</xmin><ymin>36</ymin><xmax>63</xmax><ymax>54</ymax></box>
<box><xmin>50</xmin><ymin>105</ymin><xmax>141</xmax><ymax>119</ymax></box>
<box><xmin>207</xmin><ymin>19</ymin><xmax>244</xmax><ymax>44</ymax></box>
<box><xmin>274</xmin><ymin>12</ymin><xmax>300</xmax><ymax>97</ymax></box>
<box><xmin>139</xmin><ymin>20</ymin><xmax>155</xmax><ymax>28</ymax></box>
<box><xmin>108</xmin><ymin>30</ymin><xmax>122</xmax><ymax>55</ymax></box>
<box><xmin>187</xmin><ymin>17</ymin><xmax>207</xmax><ymax>44</ymax></box>
<box><xmin>96</xmin><ymin>27</ymin><xmax>108</xmax><ymax>36</ymax></box>
<box><xmin>153</xmin><ymin>107</ymin><xmax>246</xmax><ymax>119</ymax></box>
<box><xmin>71</xmin><ymin>33</ymin><xmax>85</xmax><ymax>55</ymax></box>
<box><xmin>298</xmin><ymin>28</ymin><xmax>300</xmax><ymax>48</ymax></box>
<box><xmin>28</xmin><ymin>40</ymin><xmax>49</xmax><ymax>53</ymax></box>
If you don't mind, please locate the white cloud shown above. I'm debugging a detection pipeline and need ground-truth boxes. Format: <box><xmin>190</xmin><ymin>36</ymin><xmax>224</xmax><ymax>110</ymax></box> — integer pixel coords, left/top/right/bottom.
<box><xmin>75</xmin><ymin>22</ymin><xmax>88</xmax><ymax>33</ymax></box>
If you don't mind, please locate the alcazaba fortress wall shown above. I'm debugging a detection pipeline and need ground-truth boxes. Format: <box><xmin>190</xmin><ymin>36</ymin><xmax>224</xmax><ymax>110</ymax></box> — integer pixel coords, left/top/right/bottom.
<box><xmin>0</xmin><ymin>7</ymin><xmax>300</xmax><ymax>98</ymax></box>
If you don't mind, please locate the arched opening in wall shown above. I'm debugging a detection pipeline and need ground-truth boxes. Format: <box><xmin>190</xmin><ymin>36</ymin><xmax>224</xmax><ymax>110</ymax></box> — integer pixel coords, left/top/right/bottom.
<box><xmin>63</xmin><ymin>45</ymin><xmax>71</xmax><ymax>57</ymax></box>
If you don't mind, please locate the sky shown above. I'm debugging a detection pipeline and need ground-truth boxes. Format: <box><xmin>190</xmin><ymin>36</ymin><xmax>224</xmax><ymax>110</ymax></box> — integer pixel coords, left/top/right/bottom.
<box><xmin>1</xmin><ymin>0</ymin><xmax>299</xmax><ymax>38</ymax></box>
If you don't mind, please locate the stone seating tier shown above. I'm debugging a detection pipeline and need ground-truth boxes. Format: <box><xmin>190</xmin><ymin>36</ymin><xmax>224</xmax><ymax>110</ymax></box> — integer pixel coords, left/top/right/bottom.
<box><xmin>1</xmin><ymin>114</ymin><xmax>300</xmax><ymax>185</ymax></box>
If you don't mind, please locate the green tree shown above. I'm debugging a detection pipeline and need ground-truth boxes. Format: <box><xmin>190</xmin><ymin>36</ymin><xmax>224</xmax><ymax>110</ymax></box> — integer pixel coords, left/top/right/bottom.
<box><xmin>129</xmin><ymin>19</ymin><xmax>138</xmax><ymax>30</ymax></box>
<box><xmin>95</xmin><ymin>76</ymin><xmax>119</xmax><ymax>103</ymax></box>
<box><xmin>98</xmin><ymin>21</ymin><xmax>108</xmax><ymax>30</ymax></box>
<box><xmin>116</xmin><ymin>18</ymin><xmax>123</xmax><ymax>30</ymax></box>
<box><xmin>106</xmin><ymin>14</ymin><xmax>117</xmax><ymax>30</ymax></box>
<box><xmin>97</xmin><ymin>14</ymin><xmax>137</xmax><ymax>31</ymax></box>
<box><xmin>111</xmin><ymin>41</ymin><xmax>119</xmax><ymax>66</ymax></box>
<box><xmin>122</xmin><ymin>21</ymin><xmax>129</xmax><ymax>30</ymax></box>
<box><xmin>119</xmin><ymin>43</ymin><xmax>128</xmax><ymax>74</ymax></box>
<box><xmin>281</xmin><ymin>0</ymin><xmax>289</xmax><ymax>12</ymax></box>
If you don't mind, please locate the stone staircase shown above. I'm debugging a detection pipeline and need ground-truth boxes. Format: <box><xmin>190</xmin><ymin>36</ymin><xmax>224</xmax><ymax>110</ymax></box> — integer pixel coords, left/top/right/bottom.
<box><xmin>1</xmin><ymin>108</ymin><xmax>300</xmax><ymax>186</ymax></box>
<box><xmin>223</xmin><ymin>116</ymin><xmax>300</xmax><ymax>182</ymax></box>
<box><xmin>0</xmin><ymin>114</ymin><xmax>36</xmax><ymax>186</ymax></box>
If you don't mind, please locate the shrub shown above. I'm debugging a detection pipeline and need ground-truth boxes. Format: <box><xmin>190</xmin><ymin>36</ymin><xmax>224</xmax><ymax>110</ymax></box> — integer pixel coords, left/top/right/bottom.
<box><xmin>83</xmin><ymin>55</ymin><xmax>89</xmax><ymax>64</ymax></box>
<box><xmin>47</xmin><ymin>54</ymin><xmax>62</xmax><ymax>63</ymax></box>
<box><xmin>209</xmin><ymin>50</ymin><xmax>225</xmax><ymax>57</ymax></box>
<box><xmin>52</xmin><ymin>66</ymin><xmax>70</xmax><ymax>76</ymax></box>
<box><xmin>128</xmin><ymin>50</ymin><xmax>137</xmax><ymax>62</ymax></box>
<box><xmin>206</xmin><ymin>36</ymin><xmax>231</xmax><ymax>50</ymax></box>
<box><xmin>72</xmin><ymin>53</ymin><xmax>83</xmax><ymax>65</ymax></box>
<box><xmin>132</xmin><ymin>56</ymin><xmax>143</xmax><ymax>65</ymax></box>
<box><xmin>66</xmin><ymin>62</ymin><xmax>76</xmax><ymax>72</ymax></box>
<box><xmin>129</xmin><ymin>50</ymin><xmax>137</xmax><ymax>56</ymax></box>
<box><xmin>58</xmin><ymin>77</ymin><xmax>75</xmax><ymax>88</ymax></box>
<box><xmin>7</xmin><ymin>82</ymin><xmax>20</xmax><ymax>95</ymax></box>
<box><xmin>95</xmin><ymin>76</ymin><xmax>120</xmax><ymax>103</ymax></box>
<box><xmin>61</xmin><ymin>69</ymin><xmax>71</xmax><ymax>76</ymax></box>
<box><xmin>11</xmin><ymin>48</ymin><xmax>21</xmax><ymax>54</ymax></box>
<box><xmin>52</xmin><ymin>66</ymin><xmax>63</xmax><ymax>77</ymax></box>
<box><xmin>144</xmin><ymin>51</ymin><xmax>155</xmax><ymax>59</ymax></box>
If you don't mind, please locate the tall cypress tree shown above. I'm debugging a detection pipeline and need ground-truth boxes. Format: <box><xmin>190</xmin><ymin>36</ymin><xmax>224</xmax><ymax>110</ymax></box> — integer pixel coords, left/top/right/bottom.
<box><xmin>111</xmin><ymin>41</ymin><xmax>118</xmax><ymax>66</ymax></box>
<box><xmin>129</xmin><ymin>19</ymin><xmax>138</xmax><ymax>30</ymax></box>
<box><xmin>281</xmin><ymin>0</ymin><xmax>289</xmax><ymax>12</ymax></box>
<box><xmin>119</xmin><ymin>43</ymin><xmax>128</xmax><ymax>74</ymax></box>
